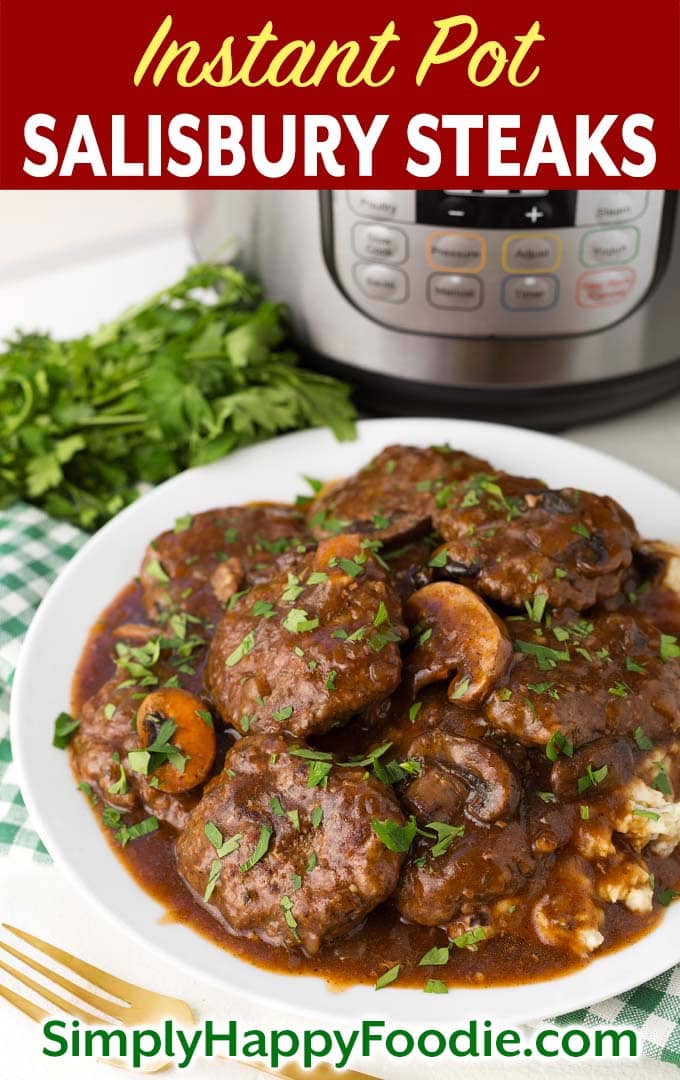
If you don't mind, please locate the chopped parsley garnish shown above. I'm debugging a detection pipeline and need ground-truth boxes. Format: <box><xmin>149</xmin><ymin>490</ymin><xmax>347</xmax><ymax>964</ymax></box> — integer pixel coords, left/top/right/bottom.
<box><xmin>571</xmin><ymin>523</ymin><xmax>591</xmax><ymax>539</ymax></box>
<box><xmin>339</xmin><ymin>742</ymin><xmax>392</xmax><ymax>769</ymax></box>
<box><xmin>78</xmin><ymin>781</ymin><xmax>97</xmax><ymax>804</ymax></box>
<box><xmin>368</xmin><ymin>626</ymin><xmax>402</xmax><ymax>652</ymax></box>
<box><xmin>310</xmin><ymin>805</ymin><xmax>323</xmax><ymax>828</ymax></box>
<box><xmin>428</xmin><ymin>549</ymin><xmax>448</xmax><ymax>568</ymax></box>
<box><xmin>373</xmin><ymin>601</ymin><xmax>389</xmax><ymax>627</ymax></box>
<box><xmin>204</xmin><ymin>822</ymin><xmax>243</xmax><ymax>857</ymax></box>
<box><xmin>270</xmin><ymin>796</ymin><xmax>285</xmax><ymax>817</ymax></box>
<box><xmin>103</xmin><ymin>703</ymin><xmax>116</xmax><ymax>721</ymax></box>
<box><xmin>225</xmin><ymin>631</ymin><xmax>255</xmax><ymax>667</ymax></box>
<box><xmin>282</xmin><ymin>608</ymin><xmax>319</xmax><ymax>633</ymax></box>
<box><xmin>282</xmin><ymin>574</ymin><xmax>304</xmax><ymax>602</ymax></box>
<box><xmin>657</xmin><ymin>888</ymin><xmax>680</xmax><ymax>907</ymax></box>
<box><xmin>554</xmin><ymin>568</ymin><xmax>568</xmax><ymax>579</ymax></box>
<box><xmin>251</xmin><ymin>600</ymin><xmax>276</xmax><ymax>619</ymax></box>
<box><xmin>577</xmin><ymin>763</ymin><xmax>608</xmax><ymax>794</ymax></box>
<box><xmin>538</xmin><ymin>791</ymin><xmax>557</xmax><ymax>803</ymax></box>
<box><xmin>425</xmin><ymin>821</ymin><xmax>465</xmax><ymax>858</ymax></box>
<box><xmin>580</xmin><ymin>805</ymin><xmax>590</xmax><ymax>820</ymax></box>
<box><xmin>287</xmin><ymin>809</ymin><xmax>300</xmax><ymax>831</ymax></box>
<box><xmin>279</xmin><ymin>895</ymin><xmax>300</xmax><ymax>941</ymax></box>
<box><xmin>307</xmin><ymin>761</ymin><xmax>332</xmax><ymax>789</ymax></box>
<box><xmin>608</xmin><ymin>682</ymin><xmax>631</xmax><ymax>697</ymax></box>
<box><xmin>239</xmin><ymin>825</ymin><xmax>273</xmax><ymax>873</ymax></box>
<box><xmin>498</xmin><ymin>687</ymin><xmax>513</xmax><ymax>701</ymax></box>
<box><xmin>424</xmin><ymin>979</ymin><xmax>448</xmax><ymax>994</ymax></box>
<box><xmin>409</xmin><ymin>701</ymin><xmax>423</xmax><ymax>723</ymax></box>
<box><xmin>197</xmin><ymin>709</ymin><xmax>214</xmax><ymax>728</ymax></box>
<box><xmin>450</xmin><ymin>676</ymin><xmax>471</xmax><ymax>701</ymax></box>
<box><xmin>204</xmin><ymin>859</ymin><xmax>222</xmax><ymax>902</ymax></box>
<box><xmin>272</xmin><ymin>705</ymin><xmax>294</xmax><ymax>722</ymax></box>
<box><xmin>303</xmin><ymin>475</ymin><xmax>323</xmax><ymax>493</ymax></box>
<box><xmin>306</xmin><ymin>851</ymin><xmax>318</xmax><ymax>872</ymax></box>
<box><xmin>419</xmin><ymin>945</ymin><xmax>450</xmax><ymax>966</ymax></box>
<box><xmin>145</xmin><ymin>558</ymin><xmax>170</xmax><ymax>583</ymax></box>
<box><xmin>525</xmin><ymin>593</ymin><xmax>548</xmax><ymax>624</ymax></box>
<box><xmin>325</xmin><ymin>671</ymin><xmax>337</xmax><ymax>691</ymax></box>
<box><xmin>515</xmin><ymin>639</ymin><xmax>570</xmax><ymax>670</ymax></box>
<box><xmin>288</xmin><ymin>746</ymin><xmax>334</xmax><ymax>761</ymax></box>
<box><xmin>108</xmin><ymin>814</ymin><xmax>158</xmax><ymax>848</ymax></box>
<box><xmin>660</xmin><ymin>634</ymin><xmax>680</xmax><ymax>662</ymax></box>
<box><xmin>633</xmin><ymin>807</ymin><xmax>660</xmax><ymax>820</ymax></box>
<box><xmin>652</xmin><ymin>762</ymin><xmax>673</xmax><ymax>797</ymax></box>
<box><xmin>372</xmin><ymin>815</ymin><xmax>417</xmax><ymax>852</ymax></box>
<box><xmin>634</xmin><ymin>727</ymin><xmax>654</xmax><ymax>751</ymax></box>
<box><xmin>107</xmin><ymin>760</ymin><xmax>128</xmax><ymax>796</ymax></box>
<box><xmin>626</xmin><ymin>657</ymin><xmax>647</xmax><ymax>674</ymax></box>
<box><xmin>53</xmin><ymin>712</ymin><xmax>79</xmax><ymax>749</ymax></box>
<box><xmin>128</xmin><ymin>717</ymin><xmax>187</xmax><ymax>776</ymax></box>
<box><xmin>451</xmin><ymin>926</ymin><xmax>486</xmax><ymax>950</ymax></box>
<box><xmin>374</xmin><ymin>964</ymin><xmax>400</xmax><ymax>989</ymax></box>
<box><xmin>545</xmin><ymin>730</ymin><xmax>574</xmax><ymax>762</ymax></box>
<box><xmin>174</xmin><ymin>513</ymin><xmax>193</xmax><ymax>533</ymax></box>
<box><xmin>337</xmin><ymin>556</ymin><xmax>365</xmax><ymax>579</ymax></box>
<box><xmin>434</xmin><ymin>483</ymin><xmax>455</xmax><ymax>510</ymax></box>
<box><xmin>307</xmin><ymin>571</ymin><xmax>328</xmax><ymax>585</ymax></box>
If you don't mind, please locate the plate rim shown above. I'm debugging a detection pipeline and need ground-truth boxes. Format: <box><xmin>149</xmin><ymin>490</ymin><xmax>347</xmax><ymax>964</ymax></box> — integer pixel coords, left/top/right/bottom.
<box><xmin>10</xmin><ymin>416</ymin><xmax>680</xmax><ymax>1026</ymax></box>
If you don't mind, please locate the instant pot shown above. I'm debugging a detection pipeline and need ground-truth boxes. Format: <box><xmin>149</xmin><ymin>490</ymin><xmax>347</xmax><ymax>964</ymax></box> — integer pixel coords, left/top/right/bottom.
<box><xmin>188</xmin><ymin>190</ymin><xmax>680</xmax><ymax>428</ymax></box>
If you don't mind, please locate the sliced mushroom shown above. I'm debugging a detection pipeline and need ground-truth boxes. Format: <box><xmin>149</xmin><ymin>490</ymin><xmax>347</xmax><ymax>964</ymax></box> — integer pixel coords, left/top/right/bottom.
<box><xmin>134</xmin><ymin>688</ymin><xmax>216</xmax><ymax>794</ymax></box>
<box><xmin>404</xmin><ymin>582</ymin><xmax>512</xmax><ymax>706</ymax></box>
<box><xmin>401</xmin><ymin>765</ymin><xmax>468</xmax><ymax>824</ymax></box>
<box><xmin>406</xmin><ymin>730</ymin><xmax>520</xmax><ymax>823</ymax></box>
<box><xmin>550</xmin><ymin>736</ymin><xmax>635</xmax><ymax>802</ymax></box>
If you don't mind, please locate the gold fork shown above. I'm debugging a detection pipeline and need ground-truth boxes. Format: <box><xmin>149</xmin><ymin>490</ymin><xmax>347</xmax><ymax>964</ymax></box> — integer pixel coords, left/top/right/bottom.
<box><xmin>0</xmin><ymin>924</ymin><xmax>379</xmax><ymax>1079</ymax></box>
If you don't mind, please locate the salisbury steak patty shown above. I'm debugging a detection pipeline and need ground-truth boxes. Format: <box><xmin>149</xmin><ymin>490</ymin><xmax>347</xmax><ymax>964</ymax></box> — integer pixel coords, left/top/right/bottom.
<box><xmin>307</xmin><ymin>444</ymin><xmax>493</xmax><ymax>545</ymax></box>
<box><xmin>205</xmin><ymin>533</ymin><xmax>406</xmax><ymax>737</ymax></box>
<box><xmin>176</xmin><ymin>733</ymin><xmax>407</xmax><ymax>953</ymax></box>
<box><xmin>140</xmin><ymin>504</ymin><xmax>309</xmax><ymax>624</ymax></box>
<box><xmin>433</xmin><ymin>477</ymin><xmax>637</xmax><ymax>610</ymax></box>
<box><xmin>486</xmin><ymin>610</ymin><xmax>680</xmax><ymax>748</ymax></box>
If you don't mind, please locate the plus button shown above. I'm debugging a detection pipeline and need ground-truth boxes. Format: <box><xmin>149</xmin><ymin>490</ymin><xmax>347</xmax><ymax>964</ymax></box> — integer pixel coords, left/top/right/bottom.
<box><xmin>525</xmin><ymin>205</ymin><xmax>545</xmax><ymax>224</ymax></box>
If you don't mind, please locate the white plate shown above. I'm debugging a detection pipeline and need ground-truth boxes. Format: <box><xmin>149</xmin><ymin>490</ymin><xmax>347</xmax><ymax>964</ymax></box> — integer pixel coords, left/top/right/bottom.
<box><xmin>11</xmin><ymin>417</ymin><xmax>680</xmax><ymax>1025</ymax></box>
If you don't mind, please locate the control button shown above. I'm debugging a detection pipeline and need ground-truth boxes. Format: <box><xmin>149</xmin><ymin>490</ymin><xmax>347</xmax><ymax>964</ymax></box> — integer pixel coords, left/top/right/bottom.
<box><xmin>502</xmin><ymin>233</ymin><xmax>562</xmax><ymax>273</ymax></box>
<box><xmin>353</xmin><ymin>262</ymin><xmax>408</xmax><ymax>303</ymax></box>
<box><xmin>580</xmin><ymin>227</ymin><xmax>639</xmax><ymax>267</ymax></box>
<box><xmin>577</xmin><ymin>268</ymin><xmax>636</xmax><ymax>308</ymax></box>
<box><xmin>428</xmin><ymin>274</ymin><xmax>483</xmax><ymax>310</ymax></box>
<box><xmin>352</xmin><ymin>223</ymin><xmax>407</xmax><ymax>264</ymax></box>
<box><xmin>347</xmin><ymin>191</ymin><xmax>415</xmax><ymax>223</ymax></box>
<box><xmin>576</xmin><ymin>191</ymin><xmax>648</xmax><ymax>226</ymax></box>
<box><xmin>502</xmin><ymin>275</ymin><xmax>559</xmax><ymax>311</ymax></box>
<box><xmin>503</xmin><ymin>197</ymin><xmax>557</xmax><ymax>228</ymax></box>
<box><xmin>427</xmin><ymin>231</ymin><xmax>486</xmax><ymax>273</ymax></box>
<box><xmin>438</xmin><ymin>196</ymin><xmax>480</xmax><ymax>226</ymax></box>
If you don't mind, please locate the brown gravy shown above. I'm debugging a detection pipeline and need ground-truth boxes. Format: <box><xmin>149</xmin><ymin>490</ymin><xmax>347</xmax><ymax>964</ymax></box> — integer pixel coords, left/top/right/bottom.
<box><xmin>70</xmin><ymin>581</ymin><xmax>680</xmax><ymax>991</ymax></box>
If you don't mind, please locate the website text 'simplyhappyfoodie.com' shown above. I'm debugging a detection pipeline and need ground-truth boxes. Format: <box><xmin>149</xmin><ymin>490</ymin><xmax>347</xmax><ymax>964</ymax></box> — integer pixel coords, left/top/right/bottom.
<box><xmin>41</xmin><ymin>1017</ymin><xmax>638</xmax><ymax>1069</ymax></box>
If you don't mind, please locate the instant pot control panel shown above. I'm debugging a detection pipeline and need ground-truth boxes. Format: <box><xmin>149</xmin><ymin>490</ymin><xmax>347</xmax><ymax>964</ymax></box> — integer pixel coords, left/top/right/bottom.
<box><xmin>322</xmin><ymin>190</ymin><xmax>666</xmax><ymax>337</ymax></box>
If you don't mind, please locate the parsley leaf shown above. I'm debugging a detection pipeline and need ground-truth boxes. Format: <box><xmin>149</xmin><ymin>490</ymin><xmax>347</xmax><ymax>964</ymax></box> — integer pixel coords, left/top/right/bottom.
<box><xmin>53</xmin><ymin>712</ymin><xmax>79</xmax><ymax>749</ymax></box>
<box><xmin>0</xmin><ymin>264</ymin><xmax>355</xmax><ymax>530</ymax></box>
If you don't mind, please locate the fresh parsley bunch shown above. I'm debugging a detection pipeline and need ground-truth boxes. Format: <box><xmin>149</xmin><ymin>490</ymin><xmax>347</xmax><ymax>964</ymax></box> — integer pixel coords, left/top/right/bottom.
<box><xmin>0</xmin><ymin>263</ymin><xmax>356</xmax><ymax>529</ymax></box>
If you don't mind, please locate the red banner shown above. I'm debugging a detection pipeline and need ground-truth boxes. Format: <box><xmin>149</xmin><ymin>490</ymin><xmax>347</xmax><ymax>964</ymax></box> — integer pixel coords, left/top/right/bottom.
<box><xmin>0</xmin><ymin>1</ymin><xmax>678</xmax><ymax>187</ymax></box>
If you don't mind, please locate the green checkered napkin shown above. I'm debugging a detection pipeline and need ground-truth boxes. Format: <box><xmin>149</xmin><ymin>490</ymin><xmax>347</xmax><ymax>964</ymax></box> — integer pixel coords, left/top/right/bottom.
<box><xmin>1</xmin><ymin>499</ymin><xmax>679</xmax><ymax>1065</ymax></box>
